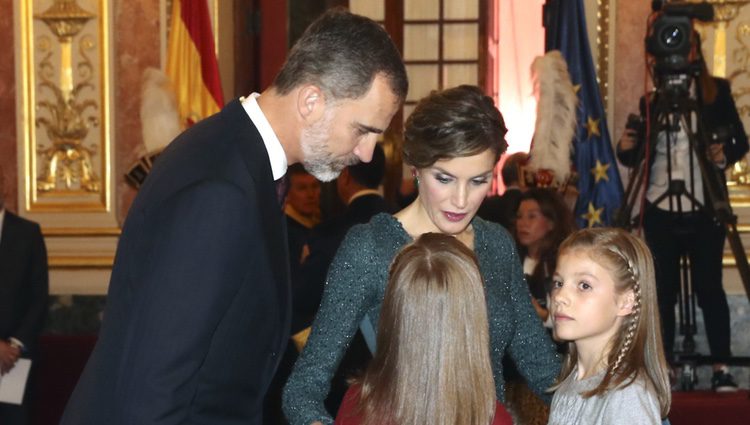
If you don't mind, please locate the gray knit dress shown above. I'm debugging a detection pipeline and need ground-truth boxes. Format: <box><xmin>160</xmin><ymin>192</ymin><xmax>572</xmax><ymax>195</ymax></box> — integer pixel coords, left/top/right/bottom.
<box><xmin>548</xmin><ymin>368</ymin><xmax>662</xmax><ymax>425</ymax></box>
<box><xmin>283</xmin><ymin>213</ymin><xmax>561</xmax><ymax>425</ymax></box>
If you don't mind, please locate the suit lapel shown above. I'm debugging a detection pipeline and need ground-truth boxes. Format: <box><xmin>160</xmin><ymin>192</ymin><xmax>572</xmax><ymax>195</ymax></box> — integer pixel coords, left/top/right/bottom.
<box><xmin>223</xmin><ymin>100</ymin><xmax>291</xmax><ymax>329</ymax></box>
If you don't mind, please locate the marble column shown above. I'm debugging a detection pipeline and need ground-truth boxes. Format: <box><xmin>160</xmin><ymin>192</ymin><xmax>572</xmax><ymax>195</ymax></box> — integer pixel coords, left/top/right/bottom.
<box><xmin>0</xmin><ymin>0</ymin><xmax>18</xmax><ymax>213</ymax></box>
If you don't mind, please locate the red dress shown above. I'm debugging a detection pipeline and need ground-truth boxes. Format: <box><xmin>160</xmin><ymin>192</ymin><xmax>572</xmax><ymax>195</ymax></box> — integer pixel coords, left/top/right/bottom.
<box><xmin>334</xmin><ymin>385</ymin><xmax>514</xmax><ymax>425</ymax></box>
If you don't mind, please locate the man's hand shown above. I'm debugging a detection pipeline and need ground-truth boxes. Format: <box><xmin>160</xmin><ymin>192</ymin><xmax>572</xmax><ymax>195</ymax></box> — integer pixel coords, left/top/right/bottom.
<box><xmin>618</xmin><ymin>130</ymin><xmax>638</xmax><ymax>152</ymax></box>
<box><xmin>0</xmin><ymin>340</ymin><xmax>21</xmax><ymax>375</ymax></box>
<box><xmin>708</xmin><ymin>143</ymin><xmax>726</xmax><ymax>166</ymax></box>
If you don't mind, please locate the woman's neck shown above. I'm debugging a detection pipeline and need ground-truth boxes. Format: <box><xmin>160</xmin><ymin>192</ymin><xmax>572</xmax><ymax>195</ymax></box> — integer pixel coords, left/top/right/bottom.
<box><xmin>394</xmin><ymin>198</ymin><xmax>474</xmax><ymax>249</ymax></box>
<box><xmin>526</xmin><ymin>245</ymin><xmax>541</xmax><ymax>260</ymax></box>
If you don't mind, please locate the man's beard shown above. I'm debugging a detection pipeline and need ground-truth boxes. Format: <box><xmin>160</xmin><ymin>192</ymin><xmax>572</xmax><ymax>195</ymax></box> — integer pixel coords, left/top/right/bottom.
<box><xmin>300</xmin><ymin>113</ymin><xmax>359</xmax><ymax>182</ymax></box>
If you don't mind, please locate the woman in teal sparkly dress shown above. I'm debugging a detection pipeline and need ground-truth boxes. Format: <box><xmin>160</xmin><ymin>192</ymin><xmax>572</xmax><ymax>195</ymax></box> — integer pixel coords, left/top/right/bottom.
<box><xmin>283</xmin><ymin>85</ymin><xmax>561</xmax><ymax>425</ymax></box>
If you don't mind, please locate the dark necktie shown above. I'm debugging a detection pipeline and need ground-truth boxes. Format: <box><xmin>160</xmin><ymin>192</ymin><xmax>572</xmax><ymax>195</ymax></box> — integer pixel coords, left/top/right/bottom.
<box><xmin>275</xmin><ymin>175</ymin><xmax>288</xmax><ymax>208</ymax></box>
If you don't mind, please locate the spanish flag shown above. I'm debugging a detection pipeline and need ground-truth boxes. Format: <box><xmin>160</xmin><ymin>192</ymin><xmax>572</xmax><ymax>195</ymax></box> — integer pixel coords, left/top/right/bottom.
<box><xmin>166</xmin><ymin>0</ymin><xmax>224</xmax><ymax>127</ymax></box>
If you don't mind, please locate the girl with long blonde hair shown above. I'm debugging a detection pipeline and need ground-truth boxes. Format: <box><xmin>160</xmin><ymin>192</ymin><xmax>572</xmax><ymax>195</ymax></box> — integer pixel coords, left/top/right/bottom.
<box><xmin>334</xmin><ymin>233</ymin><xmax>512</xmax><ymax>425</ymax></box>
<box><xmin>548</xmin><ymin>228</ymin><xmax>671</xmax><ymax>424</ymax></box>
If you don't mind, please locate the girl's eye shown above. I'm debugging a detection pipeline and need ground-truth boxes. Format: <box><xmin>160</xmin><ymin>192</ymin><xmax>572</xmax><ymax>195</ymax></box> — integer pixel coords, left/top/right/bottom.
<box><xmin>551</xmin><ymin>280</ymin><xmax>563</xmax><ymax>289</ymax></box>
<box><xmin>578</xmin><ymin>281</ymin><xmax>592</xmax><ymax>291</ymax></box>
<box><xmin>471</xmin><ymin>178</ymin><xmax>489</xmax><ymax>186</ymax></box>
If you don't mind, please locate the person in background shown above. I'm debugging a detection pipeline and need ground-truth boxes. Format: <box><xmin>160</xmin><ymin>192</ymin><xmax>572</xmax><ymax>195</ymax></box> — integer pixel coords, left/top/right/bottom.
<box><xmin>61</xmin><ymin>9</ymin><xmax>407</xmax><ymax>425</ymax></box>
<box><xmin>617</xmin><ymin>34</ymin><xmax>747</xmax><ymax>391</ymax></box>
<box><xmin>548</xmin><ymin>228</ymin><xmax>671</xmax><ymax>424</ymax></box>
<box><xmin>295</xmin><ymin>143</ymin><xmax>390</xmax><ymax>334</ymax></box>
<box><xmin>477</xmin><ymin>152</ymin><xmax>528</xmax><ymax>231</ymax></box>
<box><xmin>515</xmin><ymin>188</ymin><xmax>577</xmax><ymax>323</ymax></box>
<box><xmin>0</xmin><ymin>167</ymin><xmax>49</xmax><ymax>425</ymax></box>
<box><xmin>283</xmin><ymin>85</ymin><xmax>560</xmax><ymax>425</ymax></box>
<box><xmin>265</xmin><ymin>146</ymin><xmax>389</xmax><ymax>424</ymax></box>
<box><xmin>285</xmin><ymin>164</ymin><xmax>322</xmax><ymax>267</ymax></box>
<box><xmin>502</xmin><ymin>187</ymin><xmax>575</xmax><ymax>425</ymax></box>
<box><xmin>293</xmin><ymin>143</ymin><xmax>390</xmax><ymax>416</ymax></box>
<box><xmin>334</xmin><ymin>233</ymin><xmax>512</xmax><ymax>425</ymax></box>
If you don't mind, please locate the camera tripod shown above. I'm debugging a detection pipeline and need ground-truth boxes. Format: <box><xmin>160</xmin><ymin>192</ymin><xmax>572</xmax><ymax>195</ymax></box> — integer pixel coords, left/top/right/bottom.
<box><xmin>615</xmin><ymin>79</ymin><xmax>750</xmax><ymax>390</ymax></box>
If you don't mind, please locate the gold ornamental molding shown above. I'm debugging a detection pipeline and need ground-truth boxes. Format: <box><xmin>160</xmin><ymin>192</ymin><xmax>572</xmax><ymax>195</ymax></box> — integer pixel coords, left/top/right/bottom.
<box><xmin>42</xmin><ymin>226</ymin><xmax>121</xmax><ymax>237</ymax></box>
<box><xmin>17</xmin><ymin>0</ymin><xmax>113</xmax><ymax>213</ymax></box>
<box><xmin>49</xmin><ymin>255</ymin><xmax>114</xmax><ymax>269</ymax></box>
<box><xmin>596</xmin><ymin>0</ymin><xmax>611</xmax><ymax>107</ymax></box>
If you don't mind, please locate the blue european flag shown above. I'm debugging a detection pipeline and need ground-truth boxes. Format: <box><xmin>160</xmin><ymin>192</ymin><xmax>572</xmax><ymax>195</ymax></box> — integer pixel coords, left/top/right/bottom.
<box><xmin>547</xmin><ymin>0</ymin><xmax>623</xmax><ymax>227</ymax></box>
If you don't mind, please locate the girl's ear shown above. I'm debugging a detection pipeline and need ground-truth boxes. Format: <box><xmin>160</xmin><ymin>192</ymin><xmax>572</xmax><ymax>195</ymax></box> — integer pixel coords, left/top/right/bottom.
<box><xmin>617</xmin><ymin>289</ymin><xmax>636</xmax><ymax>317</ymax></box>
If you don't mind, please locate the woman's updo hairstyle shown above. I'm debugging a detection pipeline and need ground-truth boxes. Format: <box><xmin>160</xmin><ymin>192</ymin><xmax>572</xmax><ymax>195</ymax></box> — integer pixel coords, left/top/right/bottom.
<box><xmin>403</xmin><ymin>85</ymin><xmax>508</xmax><ymax>168</ymax></box>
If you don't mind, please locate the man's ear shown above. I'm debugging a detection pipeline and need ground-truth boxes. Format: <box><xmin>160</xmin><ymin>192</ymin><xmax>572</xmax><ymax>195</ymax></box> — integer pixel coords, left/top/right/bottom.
<box><xmin>617</xmin><ymin>289</ymin><xmax>636</xmax><ymax>317</ymax></box>
<box><xmin>297</xmin><ymin>85</ymin><xmax>325</xmax><ymax>122</ymax></box>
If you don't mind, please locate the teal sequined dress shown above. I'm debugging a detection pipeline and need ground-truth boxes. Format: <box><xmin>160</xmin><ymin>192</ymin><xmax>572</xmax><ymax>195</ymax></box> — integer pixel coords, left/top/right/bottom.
<box><xmin>283</xmin><ymin>213</ymin><xmax>561</xmax><ymax>425</ymax></box>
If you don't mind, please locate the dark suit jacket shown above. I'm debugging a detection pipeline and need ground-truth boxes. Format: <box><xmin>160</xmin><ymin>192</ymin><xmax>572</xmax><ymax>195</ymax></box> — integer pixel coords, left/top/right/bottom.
<box><xmin>61</xmin><ymin>99</ymin><xmax>291</xmax><ymax>425</ymax></box>
<box><xmin>0</xmin><ymin>211</ymin><xmax>48</xmax><ymax>357</ymax></box>
<box><xmin>476</xmin><ymin>188</ymin><xmax>523</xmax><ymax>232</ymax></box>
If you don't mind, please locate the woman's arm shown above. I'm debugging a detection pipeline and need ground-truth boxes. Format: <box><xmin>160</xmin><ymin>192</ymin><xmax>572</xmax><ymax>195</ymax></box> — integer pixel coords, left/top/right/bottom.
<box><xmin>505</xmin><ymin>244</ymin><xmax>562</xmax><ymax>401</ymax></box>
<box><xmin>283</xmin><ymin>225</ymin><xmax>380</xmax><ymax>425</ymax></box>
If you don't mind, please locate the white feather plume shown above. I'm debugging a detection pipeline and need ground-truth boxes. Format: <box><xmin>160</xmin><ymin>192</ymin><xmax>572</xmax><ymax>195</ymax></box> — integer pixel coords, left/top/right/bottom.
<box><xmin>140</xmin><ymin>67</ymin><xmax>182</xmax><ymax>153</ymax></box>
<box><xmin>529</xmin><ymin>50</ymin><xmax>577</xmax><ymax>185</ymax></box>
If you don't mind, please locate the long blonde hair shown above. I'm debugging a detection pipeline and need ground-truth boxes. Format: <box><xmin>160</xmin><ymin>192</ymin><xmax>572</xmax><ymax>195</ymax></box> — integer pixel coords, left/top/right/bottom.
<box><xmin>356</xmin><ymin>233</ymin><xmax>496</xmax><ymax>425</ymax></box>
<box><xmin>551</xmin><ymin>228</ymin><xmax>671</xmax><ymax>418</ymax></box>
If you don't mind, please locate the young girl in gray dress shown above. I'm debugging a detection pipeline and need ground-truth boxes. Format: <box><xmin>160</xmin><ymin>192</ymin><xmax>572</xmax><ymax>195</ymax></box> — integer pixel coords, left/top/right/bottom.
<box><xmin>548</xmin><ymin>228</ymin><xmax>671</xmax><ymax>424</ymax></box>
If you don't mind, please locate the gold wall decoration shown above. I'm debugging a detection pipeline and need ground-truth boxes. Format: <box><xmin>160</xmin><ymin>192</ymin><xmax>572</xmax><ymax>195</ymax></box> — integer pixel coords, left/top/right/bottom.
<box><xmin>17</xmin><ymin>0</ymin><xmax>113</xmax><ymax>213</ymax></box>
<box><xmin>15</xmin><ymin>0</ymin><xmax>119</xmax><ymax>295</ymax></box>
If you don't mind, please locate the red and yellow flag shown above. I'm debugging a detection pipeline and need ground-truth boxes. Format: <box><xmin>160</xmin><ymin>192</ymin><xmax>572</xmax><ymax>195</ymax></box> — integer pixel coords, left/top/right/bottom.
<box><xmin>166</xmin><ymin>0</ymin><xmax>224</xmax><ymax>127</ymax></box>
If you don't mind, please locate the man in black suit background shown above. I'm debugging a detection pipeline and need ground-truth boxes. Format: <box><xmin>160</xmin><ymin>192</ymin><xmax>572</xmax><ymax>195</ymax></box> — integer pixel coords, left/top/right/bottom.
<box><xmin>0</xmin><ymin>167</ymin><xmax>49</xmax><ymax>425</ymax></box>
<box><xmin>61</xmin><ymin>9</ymin><xmax>407</xmax><ymax>425</ymax></box>
<box><xmin>264</xmin><ymin>146</ymin><xmax>388</xmax><ymax>424</ymax></box>
<box><xmin>296</xmin><ymin>142</ymin><xmax>390</xmax><ymax>325</ymax></box>
<box><xmin>284</xmin><ymin>164</ymin><xmax>322</xmax><ymax>273</ymax></box>
<box><xmin>477</xmin><ymin>152</ymin><xmax>527</xmax><ymax>231</ymax></box>
<box><xmin>288</xmin><ymin>143</ymin><xmax>389</xmax><ymax>418</ymax></box>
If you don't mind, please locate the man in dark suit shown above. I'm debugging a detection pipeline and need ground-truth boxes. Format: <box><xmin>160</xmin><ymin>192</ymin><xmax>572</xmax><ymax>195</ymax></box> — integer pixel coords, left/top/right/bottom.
<box><xmin>60</xmin><ymin>9</ymin><xmax>407</xmax><ymax>425</ymax></box>
<box><xmin>477</xmin><ymin>152</ymin><xmax>527</xmax><ymax>231</ymax></box>
<box><xmin>284</xmin><ymin>164</ymin><xmax>321</xmax><ymax>272</ymax></box>
<box><xmin>0</xmin><ymin>168</ymin><xmax>49</xmax><ymax>425</ymax></box>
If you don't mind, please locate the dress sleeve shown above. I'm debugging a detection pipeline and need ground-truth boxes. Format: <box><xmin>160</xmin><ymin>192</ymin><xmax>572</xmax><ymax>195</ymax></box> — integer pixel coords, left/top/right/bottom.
<box><xmin>283</xmin><ymin>225</ymin><xmax>379</xmax><ymax>425</ymax></box>
<box><xmin>504</xmin><ymin>238</ymin><xmax>561</xmax><ymax>402</ymax></box>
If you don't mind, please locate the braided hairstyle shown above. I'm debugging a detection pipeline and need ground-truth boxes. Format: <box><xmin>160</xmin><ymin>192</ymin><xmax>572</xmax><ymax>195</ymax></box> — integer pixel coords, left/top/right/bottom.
<box><xmin>552</xmin><ymin>228</ymin><xmax>671</xmax><ymax>418</ymax></box>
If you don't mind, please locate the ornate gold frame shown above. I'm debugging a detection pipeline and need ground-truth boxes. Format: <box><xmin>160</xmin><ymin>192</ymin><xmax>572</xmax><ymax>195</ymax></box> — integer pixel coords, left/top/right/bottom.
<box><xmin>17</xmin><ymin>0</ymin><xmax>113</xmax><ymax>213</ymax></box>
